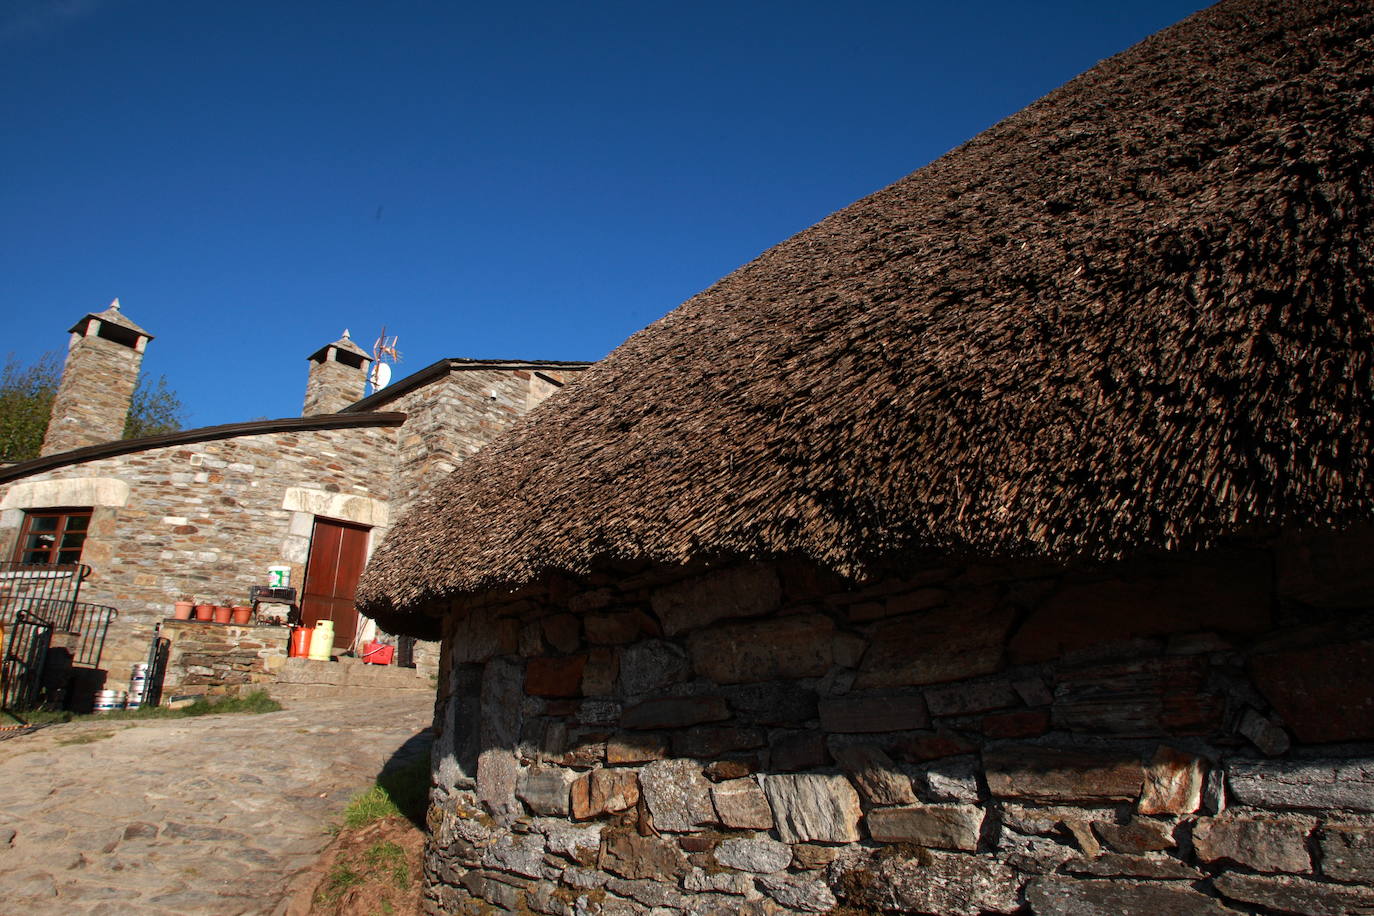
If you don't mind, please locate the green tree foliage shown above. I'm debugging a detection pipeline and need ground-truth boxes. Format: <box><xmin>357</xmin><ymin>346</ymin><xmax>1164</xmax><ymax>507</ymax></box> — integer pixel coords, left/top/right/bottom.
<box><xmin>0</xmin><ymin>352</ymin><xmax>187</xmax><ymax>462</ymax></box>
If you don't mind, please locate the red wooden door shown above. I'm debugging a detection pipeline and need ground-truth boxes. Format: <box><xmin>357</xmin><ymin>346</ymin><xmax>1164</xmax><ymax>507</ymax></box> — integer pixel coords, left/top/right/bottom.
<box><xmin>300</xmin><ymin>518</ymin><xmax>370</xmax><ymax>650</ymax></box>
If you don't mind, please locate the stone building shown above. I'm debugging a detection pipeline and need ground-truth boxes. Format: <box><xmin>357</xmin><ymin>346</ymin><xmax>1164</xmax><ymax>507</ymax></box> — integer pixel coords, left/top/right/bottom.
<box><xmin>0</xmin><ymin>304</ymin><xmax>589</xmax><ymax>696</ymax></box>
<box><xmin>358</xmin><ymin>0</ymin><xmax>1374</xmax><ymax>913</ymax></box>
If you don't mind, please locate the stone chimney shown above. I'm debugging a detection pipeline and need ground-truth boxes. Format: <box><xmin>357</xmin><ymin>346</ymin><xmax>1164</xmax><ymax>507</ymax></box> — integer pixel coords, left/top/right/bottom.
<box><xmin>303</xmin><ymin>330</ymin><xmax>372</xmax><ymax>415</ymax></box>
<box><xmin>40</xmin><ymin>299</ymin><xmax>153</xmax><ymax>456</ymax></box>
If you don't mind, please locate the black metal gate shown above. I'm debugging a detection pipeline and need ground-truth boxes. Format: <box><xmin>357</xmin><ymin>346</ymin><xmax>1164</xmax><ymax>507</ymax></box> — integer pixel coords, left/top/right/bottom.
<box><xmin>1</xmin><ymin>611</ymin><xmax>54</xmax><ymax>711</ymax></box>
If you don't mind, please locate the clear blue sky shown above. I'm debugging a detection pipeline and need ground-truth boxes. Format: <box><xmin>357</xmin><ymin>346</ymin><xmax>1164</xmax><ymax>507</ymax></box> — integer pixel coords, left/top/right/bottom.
<box><xmin>3</xmin><ymin>0</ymin><xmax>1204</xmax><ymax>428</ymax></box>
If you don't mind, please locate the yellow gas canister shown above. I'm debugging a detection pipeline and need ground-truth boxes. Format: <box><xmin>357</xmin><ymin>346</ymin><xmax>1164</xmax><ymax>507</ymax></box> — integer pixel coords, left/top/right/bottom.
<box><xmin>308</xmin><ymin>619</ymin><xmax>335</xmax><ymax>660</ymax></box>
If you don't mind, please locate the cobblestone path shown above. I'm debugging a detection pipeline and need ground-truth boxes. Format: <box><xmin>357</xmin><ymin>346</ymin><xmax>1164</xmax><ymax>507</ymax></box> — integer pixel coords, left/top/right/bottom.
<box><xmin>0</xmin><ymin>695</ymin><xmax>433</xmax><ymax>915</ymax></box>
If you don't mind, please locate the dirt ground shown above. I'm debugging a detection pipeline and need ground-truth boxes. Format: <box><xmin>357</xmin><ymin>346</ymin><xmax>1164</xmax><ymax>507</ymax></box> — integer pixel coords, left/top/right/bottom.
<box><xmin>289</xmin><ymin>816</ymin><xmax>426</xmax><ymax>916</ymax></box>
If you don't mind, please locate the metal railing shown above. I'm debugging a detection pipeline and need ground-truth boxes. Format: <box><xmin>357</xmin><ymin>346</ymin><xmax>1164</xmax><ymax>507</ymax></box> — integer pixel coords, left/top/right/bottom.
<box><xmin>0</xmin><ymin>562</ymin><xmax>89</xmax><ymax>628</ymax></box>
<box><xmin>1</xmin><ymin>610</ymin><xmax>53</xmax><ymax>711</ymax></box>
<box><xmin>67</xmin><ymin>603</ymin><xmax>118</xmax><ymax>668</ymax></box>
<box><xmin>0</xmin><ymin>563</ymin><xmax>118</xmax><ymax>710</ymax></box>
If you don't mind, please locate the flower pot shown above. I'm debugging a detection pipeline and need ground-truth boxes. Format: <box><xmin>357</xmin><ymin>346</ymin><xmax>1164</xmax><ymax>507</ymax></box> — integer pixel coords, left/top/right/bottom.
<box><xmin>194</xmin><ymin>603</ymin><xmax>215</xmax><ymax>621</ymax></box>
<box><xmin>212</xmin><ymin>605</ymin><xmax>232</xmax><ymax>624</ymax></box>
<box><xmin>173</xmin><ymin>600</ymin><xmax>194</xmax><ymax>620</ymax></box>
<box><xmin>230</xmin><ymin>605</ymin><xmax>253</xmax><ymax>625</ymax></box>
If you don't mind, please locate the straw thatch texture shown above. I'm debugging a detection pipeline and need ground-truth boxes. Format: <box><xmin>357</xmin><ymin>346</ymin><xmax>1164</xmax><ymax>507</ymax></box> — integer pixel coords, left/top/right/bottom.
<box><xmin>360</xmin><ymin>0</ymin><xmax>1374</xmax><ymax>625</ymax></box>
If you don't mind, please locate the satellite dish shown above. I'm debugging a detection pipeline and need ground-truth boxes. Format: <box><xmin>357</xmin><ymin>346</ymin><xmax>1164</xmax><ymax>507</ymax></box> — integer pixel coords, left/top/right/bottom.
<box><xmin>369</xmin><ymin>361</ymin><xmax>392</xmax><ymax>391</ymax></box>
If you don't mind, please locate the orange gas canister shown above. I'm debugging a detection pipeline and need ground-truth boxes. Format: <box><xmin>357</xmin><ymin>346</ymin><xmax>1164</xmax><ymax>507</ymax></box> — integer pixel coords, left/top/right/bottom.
<box><xmin>289</xmin><ymin>627</ymin><xmax>313</xmax><ymax>657</ymax></box>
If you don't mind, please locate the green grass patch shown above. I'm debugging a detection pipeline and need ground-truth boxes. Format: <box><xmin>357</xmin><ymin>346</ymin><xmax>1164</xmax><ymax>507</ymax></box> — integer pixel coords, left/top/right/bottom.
<box><xmin>16</xmin><ymin>689</ymin><xmax>282</xmax><ymax>726</ymax></box>
<box><xmin>364</xmin><ymin>840</ymin><xmax>410</xmax><ymax>888</ymax></box>
<box><xmin>315</xmin><ymin>862</ymin><xmax>365</xmax><ymax>906</ymax></box>
<box><xmin>55</xmin><ymin>729</ymin><xmax>117</xmax><ymax>746</ymax></box>
<box><xmin>342</xmin><ymin>752</ymin><xmax>431</xmax><ymax>829</ymax></box>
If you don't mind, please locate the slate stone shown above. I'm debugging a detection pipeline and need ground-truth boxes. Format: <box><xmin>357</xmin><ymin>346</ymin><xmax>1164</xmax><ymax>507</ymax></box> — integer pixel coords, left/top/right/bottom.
<box><xmin>762</xmin><ymin>773</ymin><xmax>862</xmax><ymax>843</ymax></box>
<box><xmin>714</xmin><ymin>836</ymin><xmax>792</xmax><ymax>874</ymax></box>
<box><xmin>720</xmin><ymin>682</ymin><xmax>818</xmax><ymax>726</ymax></box>
<box><xmin>1321</xmin><ymin>823</ymin><xmax>1374</xmax><ymax>884</ymax></box>
<box><xmin>757</xmin><ymin>873</ymin><xmax>837</xmax><ymax>913</ymax></box>
<box><xmin>832</xmin><ymin>744</ymin><xmax>916</xmax><ymax>805</ymax></box>
<box><xmin>480</xmin><ymin>831</ymin><xmax>547</xmax><ymax>878</ymax></box>
<box><xmin>1026</xmin><ymin>877</ymin><xmax>1240</xmax><ymax>915</ymax></box>
<box><xmin>604</xmin><ymin>877</ymin><xmax>685</xmax><ymax>908</ymax></box>
<box><xmin>997</xmin><ymin>828</ymin><xmax>1077</xmax><ymax>873</ymax></box>
<box><xmin>711</xmin><ymin>778</ymin><xmax>774</xmax><ymax>830</ymax></box>
<box><xmin>1051</xmin><ymin>655</ymin><xmax>1224</xmax><ymax>737</ymax></box>
<box><xmin>584</xmin><ymin>611</ymin><xmax>648</xmax><ymax>645</ymax></box>
<box><xmin>1091</xmin><ymin>817</ymin><xmax>1175</xmax><ymax>854</ymax></box>
<box><xmin>866</xmin><ymin>804</ymin><xmax>983</xmax><ymax>850</ymax></box>
<box><xmin>571</xmin><ymin>768</ymin><xmax>640</xmax><ymax>819</ymax></box>
<box><xmin>981</xmin><ymin>709</ymin><xmax>1050</xmax><ymax>739</ymax></box>
<box><xmin>598</xmin><ymin>829</ymin><xmax>690</xmax><ymax>880</ymax></box>
<box><xmin>1012</xmin><ymin>676</ymin><xmax>1054</xmax><ymax>707</ymax></box>
<box><xmin>531</xmin><ymin>818</ymin><xmax>602</xmax><ymax>865</ymax></box>
<box><xmin>619</xmin><ymin>640</ymin><xmax>691</xmax><ymax>696</ymax></box>
<box><xmin>621</xmin><ymin>695</ymin><xmax>730</xmax><ymax>730</ymax></box>
<box><xmin>524</xmin><ymin>655</ymin><xmax>587</xmax><ymax>698</ymax></box>
<box><xmin>840</xmin><ymin>849</ymin><xmax>1019</xmax><ymax>916</ymax></box>
<box><xmin>1213</xmin><ymin>871</ymin><xmax>1374</xmax><ymax>915</ymax></box>
<box><xmin>689</xmin><ymin>614</ymin><xmax>834</xmax><ymax>685</ymax></box>
<box><xmin>1226</xmin><ymin>758</ymin><xmax>1374</xmax><ymax>811</ymax></box>
<box><xmin>581</xmin><ymin>647</ymin><xmax>619</xmax><ymax>696</ymax></box>
<box><xmin>673</xmin><ymin>725</ymin><xmax>766</xmax><ymax>759</ymax></box>
<box><xmin>819</xmin><ymin>695</ymin><xmax>929</xmax><ymax>733</ymax></box>
<box><xmin>1062</xmin><ymin>853</ymin><xmax>1203</xmax><ymax>879</ymax></box>
<box><xmin>1138</xmin><ymin>745</ymin><xmax>1206</xmax><ymax>815</ymax></box>
<box><xmin>1193</xmin><ymin>814</ymin><xmax>1314</xmax><ymax>874</ymax></box>
<box><xmin>896</xmin><ymin>728</ymin><xmax>978</xmax><ymax>762</ymax></box>
<box><xmin>606</xmin><ymin>732</ymin><xmax>669</xmax><ymax>764</ymax></box>
<box><xmin>542</xmin><ymin>613</ymin><xmax>582</xmax><ymax>654</ymax></box>
<box><xmin>640</xmin><ymin>759</ymin><xmax>716</xmax><ymax>832</ymax></box>
<box><xmin>682</xmin><ymin>866</ymin><xmax>755</xmax><ymax>895</ymax></box>
<box><xmin>459</xmin><ymin>870</ymin><xmax>528</xmax><ymax>911</ymax></box>
<box><xmin>1250</xmin><ymin>639</ymin><xmax>1374</xmax><ymax>743</ymax></box>
<box><xmin>984</xmin><ymin>746</ymin><xmax>1144</xmax><ymax>803</ymax></box>
<box><xmin>476</xmin><ymin>748</ymin><xmax>522</xmax><ymax>822</ymax></box>
<box><xmin>704</xmin><ymin>759</ymin><xmax>755</xmax><ymax>781</ymax></box>
<box><xmin>857</xmin><ymin>604</ymin><xmax>1015</xmax><ymax>689</ymax></box>
<box><xmin>790</xmin><ymin>843</ymin><xmax>840</xmax><ymax>870</ymax></box>
<box><xmin>914</xmin><ymin>754</ymin><xmax>981</xmax><ymax>803</ymax></box>
<box><xmin>1000</xmin><ymin>804</ymin><xmax>1113</xmax><ymax>856</ymax></box>
<box><xmin>517</xmin><ymin>766</ymin><xmax>576</xmax><ymax>816</ymax></box>
<box><xmin>768</xmin><ymin>730</ymin><xmax>828</xmax><ymax>770</ymax></box>
<box><xmin>1239</xmin><ymin>708</ymin><xmax>1292</xmax><ymax>756</ymax></box>
<box><xmin>650</xmin><ymin>564</ymin><xmax>781</xmax><ymax>637</ymax></box>
<box><xmin>925</xmin><ymin>679</ymin><xmax>1018</xmax><ymax>717</ymax></box>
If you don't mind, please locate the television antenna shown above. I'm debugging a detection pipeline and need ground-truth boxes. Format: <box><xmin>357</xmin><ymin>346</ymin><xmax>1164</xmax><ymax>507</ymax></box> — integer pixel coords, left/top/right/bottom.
<box><xmin>369</xmin><ymin>328</ymin><xmax>401</xmax><ymax>394</ymax></box>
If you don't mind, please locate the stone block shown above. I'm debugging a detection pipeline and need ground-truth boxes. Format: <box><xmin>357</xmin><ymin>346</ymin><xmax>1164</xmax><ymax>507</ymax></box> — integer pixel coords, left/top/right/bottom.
<box><xmin>998</xmin><ymin>828</ymin><xmax>1078</xmax><ymax>874</ymax></box>
<box><xmin>672</xmin><ymin>724</ymin><xmax>766</xmax><ymax>762</ymax></box>
<box><xmin>606</xmin><ymin>732</ymin><xmax>669</xmax><ymax>764</ymax></box>
<box><xmin>984</xmin><ymin>746</ymin><xmax>1144</xmax><ymax>803</ymax></box>
<box><xmin>1000</xmin><ymin>804</ymin><xmax>1111</xmax><ymax>856</ymax></box>
<box><xmin>1137</xmin><ymin>745</ymin><xmax>1206</xmax><ymax>815</ymax></box>
<box><xmin>459</xmin><ymin>870</ymin><xmax>528</xmax><ymax>911</ymax></box>
<box><xmin>1193</xmin><ymin>814</ymin><xmax>1314</xmax><ymax>874</ymax></box>
<box><xmin>1052</xmin><ymin>655</ymin><xmax>1223</xmax><ymax>737</ymax></box>
<box><xmin>704</xmin><ymin>759</ymin><xmax>755</xmax><ymax>780</ymax></box>
<box><xmin>1250</xmin><ymin>639</ymin><xmax>1374</xmax><ymax>743</ymax></box>
<box><xmin>1321</xmin><ymin>823</ymin><xmax>1374</xmax><ymax>884</ymax></box>
<box><xmin>480</xmin><ymin>831</ymin><xmax>547</xmax><ymax>878</ymax></box>
<box><xmin>476</xmin><ymin>748</ymin><xmax>521</xmax><ymax>823</ymax></box>
<box><xmin>518</xmin><ymin>766</ymin><xmax>576</xmax><ymax>816</ymax></box>
<box><xmin>914</xmin><ymin>754</ymin><xmax>981</xmax><ymax>803</ymax></box>
<box><xmin>531</xmin><ymin>818</ymin><xmax>602</xmax><ymax>865</ymax></box>
<box><xmin>1226</xmin><ymin>758</ymin><xmax>1374</xmax><ymax>811</ymax></box>
<box><xmin>711</xmin><ymin>778</ymin><xmax>773</xmax><ymax>829</ymax></box>
<box><xmin>1239</xmin><ymin>708</ymin><xmax>1292</xmax><ymax>756</ymax></box>
<box><xmin>1010</xmin><ymin>553</ymin><xmax>1271</xmax><ymax>663</ymax></box>
<box><xmin>542</xmin><ymin>613</ymin><xmax>581</xmax><ymax>654</ymax></box>
<box><xmin>981</xmin><ymin>709</ymin><xmax>1050</xmax><ymax>739</ymax></box>
<box><xmin>618</xmin><ymin>640</ymin><xmax>690</xmax><ymax>695</ymax></box>
<box><xmin>1026</xmin><ymin>877</ymin><xmax>1239</xmax><ymax>915</ymax></box>
<box><xmin>621</xmin><ymin>695</ymin><xmax>730</xmax><ymax>730</ymax></box>
<box><xmin>688</xmin><ymin>614</ymin><xmax>833</xmax><ymax>685</ymax></box>
<box><xmin>769</xmin><ymin>731</ymin><xmax>828</xmax><ymax>770</ymax></box>
<box><xmin>762</xmin><ymin>773</ymin><xmax>862</xmax><ymax>843</ymax></box>
<box><xmin>1091</xmin><ymin>818</ymin><xmax>1175</xmax><ymax>854</ymax></box>
<box><xmin>639</xmin><ymin>759</ymin><xmax>715</xmax><ymax>832</ymax></box>
<box><xmin>720</xmin><ymin>682</ymin><xmax>818</xmax><ymax>726</ymax></box>
<box><xmin>451</xmin><ymin>607</ymin><xmax>518</xmax><ymax>664</ymax></box>
<box><xmin>896</xmin><ymin>728</ymin><xmax>978</xmax><ymax>762</ymax></box>
<box><xmin>524</xmin><ymin>655</ymin><xmax>586</xmax><ymax>698</ymax></box>
<box><xmin>925</xmin><ymin>679</ymin><xmax>1017</xmax><ymax>717</ymax></box>
<box><xmin>650</xmin><ymin>564</ymin><xmax>781</xmax><ymax>636</ymax></box>
<box><xmin>757</xmin><ymin>873</ymin><xmax>837</xmax><ymax>913</ymax></box>
<box><xmin>866</xmin><ymin>804</ymin><xmax>982</xmax><ymax>850</ymax></box>
<box><xmin>832</xmin><ymin>632</ymin><xmax>869</xmax><ymax>669</ymax></box>
<box><xmin>570</xmin><ymin>768</ymin><xmax>640</xmax><ymax>819</ymax></box>
<box><xmin>581</xmin><ymin>647</ymin><xmax>619</xmax><ymax>696</ymax></box>
<box><xmin>598</xmin><ymin>829</ymin><xmax>689</xmax><ymax>880</ymax></box>
<box><xmin>819</xmin><ymin>695</ymin><xmax>929</xmax><ymax>733</ymax></box>
<box><xmin>1213</xmin><ymin>872</ymin><xmax>1374</xmax><ymax>915</ymax></box>
<box><xmin>584</xmin><ymin>611</ymin><xmax>649</xmax><ymax>645</ymax></box>
<box><xmin>839</xmin><ymin>849</ymin><xmax>1019</xmax><ymax>916</ymax></box>
<box><xmin>714</xmin><ymin>836</ymin><xmax>791</xmax><ymax>874</ymax></box>
<box><xmin>1061</xmin><ymin>853</ymin><xmax>1203</xmax><ymax>879</ymax></box>
<box><xmin>831</xmin><ymin>744</ymin><xmax>916</xmax><ymax>805</ymax></box>
<box><xmin>857</xmin><ymin>603</ymin><xmax>1015</xmax><ymax>688</ymax></box>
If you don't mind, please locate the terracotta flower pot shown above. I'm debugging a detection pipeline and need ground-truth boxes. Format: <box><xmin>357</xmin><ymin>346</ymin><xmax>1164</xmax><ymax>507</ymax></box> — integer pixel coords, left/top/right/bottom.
<box><xmin>230</xmin><ymin>605</ymin><xmax>253</xmax><ymax>625</ymax></box>
<box><xmin>194</xmin><ymin>603</ymin><xmax>215</xmax><ymax>621</ymax></box>
<box><xmin>212</xmin><ymin>605</ymin><xmax>232</xmax><ymax>624</ymax></box>
<box><xmin>173</xmin><ymin>601</ymin><xmax>194</xmax><ymax>620</ymax></box>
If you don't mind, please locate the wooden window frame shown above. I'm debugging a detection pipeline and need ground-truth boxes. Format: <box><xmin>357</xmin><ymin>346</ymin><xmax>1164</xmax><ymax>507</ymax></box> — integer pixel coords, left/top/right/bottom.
<box><xmin>13</xmin><ymin>507</ymin><xmax>93</xmax><ymax>566</ymax></box>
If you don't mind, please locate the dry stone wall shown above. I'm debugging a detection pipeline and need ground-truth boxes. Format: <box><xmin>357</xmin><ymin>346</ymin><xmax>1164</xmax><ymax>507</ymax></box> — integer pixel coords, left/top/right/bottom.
<box><xmin>423</xmin><ymin>528</ymin><xmax>1374</xmax><ymax>915</ymax></box>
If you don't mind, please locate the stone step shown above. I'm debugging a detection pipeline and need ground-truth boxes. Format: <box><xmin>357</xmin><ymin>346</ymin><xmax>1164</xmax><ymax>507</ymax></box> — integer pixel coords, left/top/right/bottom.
<box><xmin>275</xmin><ymin>656</ymin><xmax>432</xmax><ymax>690</ymax></box>
<box><xmin>267</xmin><ymin>682</ymin><xmax>435</xmax><ymax>701</ymax></box>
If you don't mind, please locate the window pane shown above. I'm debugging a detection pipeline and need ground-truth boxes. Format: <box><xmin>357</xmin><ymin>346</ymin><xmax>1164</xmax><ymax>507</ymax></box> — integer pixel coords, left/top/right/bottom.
<box><xmin>57</xmin><ymin>550</ymin><xmax>82</xmax><ymax>564</ymax></box>
<box><xmin>29</xmin><ymin>517</ymin><xmax>59</xmax><ymax>532</ymax></box>
<box><xmin>25</xmin><ymin>533</ymin><xmax>56</xmax><ymax>551</ymax></box>
<box><xmin>60</xmin><ymin>532</ymin><xmax>86</xmax><ymax>550</ymax></box>
<box><xmin>65</xmin><ymin>515</ymin><xmax>90</xmax><ymax>531</ymax></box>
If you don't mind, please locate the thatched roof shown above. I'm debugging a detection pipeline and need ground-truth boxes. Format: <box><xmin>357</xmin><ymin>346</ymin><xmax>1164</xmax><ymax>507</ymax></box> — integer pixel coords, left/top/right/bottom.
<box><xmin>359</xmin><ymin>0</ymin><xmax>1374</xmax><ymax>629</ymax></box>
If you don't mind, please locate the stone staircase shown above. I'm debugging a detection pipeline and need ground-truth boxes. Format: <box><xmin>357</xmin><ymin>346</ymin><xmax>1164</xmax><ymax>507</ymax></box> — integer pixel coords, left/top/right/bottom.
<box><xmin>267</xmin><ymin>655</ymin><xmax>435</xmax><ymax>700</ymax></box>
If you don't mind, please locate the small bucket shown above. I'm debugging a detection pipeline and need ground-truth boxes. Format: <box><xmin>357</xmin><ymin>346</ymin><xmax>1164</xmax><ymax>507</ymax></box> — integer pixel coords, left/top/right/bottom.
<box><xmin>93</xmin><ymin>690</ymin><xmax>126</xmax><ymax>713</ymax></box>
<box><xmin>289</xmin><ymin>627</ymin><xmax>313</xmax><ymax>657</ymax></box>
<box><xmin>268</xmin><ymin>565</ymin><xmax>291</xmax><ymax>588</ymax></box>
<box><xmin>361</xmin><ymin>641</ymin><xmax>394</xmax><ymax>665</ymax></box>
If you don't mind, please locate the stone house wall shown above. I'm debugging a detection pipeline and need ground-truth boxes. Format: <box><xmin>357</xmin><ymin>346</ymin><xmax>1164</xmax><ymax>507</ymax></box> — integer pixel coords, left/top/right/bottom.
<box><xmin>158</xmin><ymin>619</ymin><xmax>291</xmax><ymax>698</ymax></box>
<box><xmin>0</xmin><ymin>424</ymin><xmax>397</xmax><ymax>686</ymax></box>
<box><xmin>421</xmin><ymin>527</ymin><xmax>1374</xmax><ymax>915</ymax></box>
